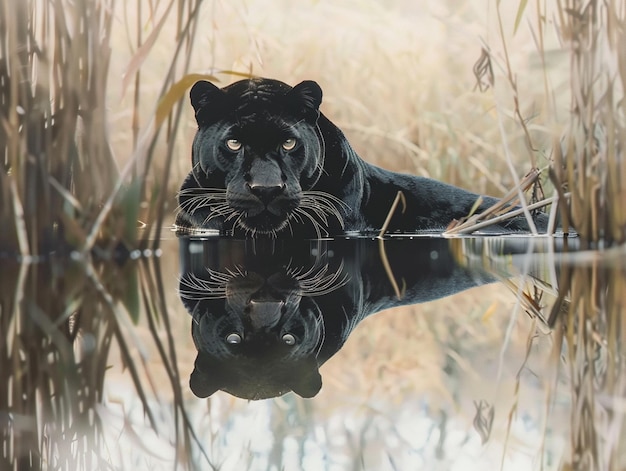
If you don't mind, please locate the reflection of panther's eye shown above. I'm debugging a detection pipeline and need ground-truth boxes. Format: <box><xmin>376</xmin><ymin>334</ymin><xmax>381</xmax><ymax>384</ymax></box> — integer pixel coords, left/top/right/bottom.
<box><xmin>226</xmin><ymin>139</ymin><xmax>242</xmax><ymax>151</ymax></box>
<box><xmin>282</xmin><ymin>138</ymin><xmax>297</xmax><ymax>151</ymax></box>
<box><xmin>282</xmin><ymin>333</ymin><xmax>296</xmax><ymax>345</ymax></box>
<box><xmin>226</xmin><ymin>333</ymin><xmax>242</xmax><ymax>344</ymax></box>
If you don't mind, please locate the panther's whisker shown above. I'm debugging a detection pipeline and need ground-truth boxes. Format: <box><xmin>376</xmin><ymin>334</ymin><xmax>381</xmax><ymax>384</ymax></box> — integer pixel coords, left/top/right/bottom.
<box><xmin>224</xmin><ymin>209</ymin><xmax>242</xmax><ymax>223</ymax></box>
<box><xmin>201</xmin><ymin>213</ymin><xmax>213</xmax><ymax>226</ymax></box>
<box><xmin>292</xmin><ymin>262</ymin><xmax>322</xmax><ymax>283</ymax></box>
<box><xmin>177</xmin><ymin>194</ymin><xmax>209</xmax><ymax>213</ymax></box>
<box><xmin>177</xmin><ymin>189</ymin><xmax>229</xmax><ymax>222</ymax></box>
<box><xmin>304</xmin><ymin>201</ymin><xmax>340</xmax><ymax>232</ymax></box>
<box><xmin>318</xmin><ymin>198</ymin><xmax>347</xmax><ymax>228</ymax></box>
<box><xmin>300</xmin><ymin>192</ymin><xmax>346</xmax><ymax>229</ymax></box>
<box><xmin>186</xmin><ymin>197</ymin><xmax>215</xmax><ymax>216</ymax></box>
<box><xmin>210</xmin><ymin>203</ymin><xmax>234</xmax><ymax>218</ymax></box>
<box><xmin>201</xmin><ymin>204</ymin><xmax>234</xmax><ymax>226</ymax></box>
<box><xmin>206</xmin><ymin>267</ymin><xmax>234</xmax><ymax>283</ymax></box>
<box><xmin>300</xmin><ymin>200</ymin><xmax>330</xmax><ymax>226</ymax></box>
<box><xmin>314</xmin><ymin>311</ymin><xmax>326</xmax><ymax>358</ymax></box>
<box><xmin>234</xmin><ymin>212</ymin><xmax>246</xmax><ymax>233</ymax></box>
<box><xmin>297</xmin><ymin>261</ymin><xmax>349</xmax><ymax>296</ymax></box>
<box><xmin>178</xmin><ymin>273</ymin><xmax>228</xmax><ymax>300</ymax></box>
<box><xmin>178</xmin><ymin>289</ymin><xmax>228</xmax><ymax>301</ymax></box>
<box><xmin>177</xmin><ymin>195</ymin><xmax>228</xmax><ymax>213</ymax></box>
<box><xmin>223</xmin><ymin>266</ymin><xmax>245</xmax><ymax>279</ymax></box>
<box><xmin>201</xmin><ymin>205</ymin><xmax>229</xmax><ymax>226</ymax></box>
<box><xmin>286</xmin><ymin>217</ymin><xmax>295</xmax><ymax>236</ymax></box>
<box><xmin>294</xmin><ymin>207</ymin><xmax>325</xmax><ymax>239</ymax></box>
<box><xmin>311</xmin><ymin>205</ymin><xmax>332</xmax><ymax>227</ymax></box>
<box><xmin>303</xmin><ymin>190</ymin><xmax>351</xmax><ymax>210</ymax></box>
<box><xmin>288</xmin><ymin>211</ymin><xmax>304</xmax><ymax>225</ymax></box>
<box><xmin>178</xmin><ymin>187</ymin><xmax>228</xmax><ymax>195</ymax></box>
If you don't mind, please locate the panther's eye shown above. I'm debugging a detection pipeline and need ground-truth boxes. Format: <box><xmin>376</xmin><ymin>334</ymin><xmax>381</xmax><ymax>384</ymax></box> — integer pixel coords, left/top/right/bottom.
<box><xmin>226</xmin><ymin>333</ymin><xmax>242</xmax><ymax>344</ymax></box>
<box><xmin>226</xmin><ymin>139</ymin><xmax>242</xmax><ymax>151</ymax></box>
<box><xmin>281</xmin><ymin>138</ymin><xmax>297</xmax><ymax>151</ymax></box>
<box><xmin>282</xmin><ymin>333</ymin><xmax>296</xmax><ymax>345</ymax></box>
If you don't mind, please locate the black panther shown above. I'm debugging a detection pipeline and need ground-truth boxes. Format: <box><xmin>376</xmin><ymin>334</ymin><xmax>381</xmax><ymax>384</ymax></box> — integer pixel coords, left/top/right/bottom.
<box><xmin>176</xmin><ymin>78</ymin><xmax>548</xmax><ymax>237</ymax></box>
<box><xmin>178</xmin><ymin>236</ymin><xmax>575</xmax><ymax>400</ymax></box>
<box><xmin>178</xmin><ymin>237</ymin><xmax>497</xmax><ymax>400</ymax></box>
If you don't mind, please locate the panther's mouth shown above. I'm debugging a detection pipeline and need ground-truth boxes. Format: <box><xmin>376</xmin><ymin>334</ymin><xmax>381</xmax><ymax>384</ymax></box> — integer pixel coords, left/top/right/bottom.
<box><xmin>239</xmin><ymin>210</ymin><xmax>290</xmax><ymax>235</ymax></box>
<box><xmin>225</xmin><ymin>190</ymin><xmax>345</xmax><ymax>237</ymax></box>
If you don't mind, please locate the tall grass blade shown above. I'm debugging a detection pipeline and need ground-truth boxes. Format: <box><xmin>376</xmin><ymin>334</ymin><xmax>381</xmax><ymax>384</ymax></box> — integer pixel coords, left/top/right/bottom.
<box><xmin>513</xmin><ymin>0</ymin><xmax>529</xmax><ymax>35</ymax></box>
<box><xmin>156</xmin><ymin>73</ymin><xmax>219</xmax><ymax>129</ymax></box>
<box><xmin>121</xmin><ymin>0</ymin><xmax>176</xmax><ymax>98</ymax></box>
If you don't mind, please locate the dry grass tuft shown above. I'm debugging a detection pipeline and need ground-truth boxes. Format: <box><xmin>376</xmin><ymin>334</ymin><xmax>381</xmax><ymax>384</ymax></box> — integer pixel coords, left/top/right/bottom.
<box><xmin>0</xmin><ymin>0</ymin><xmax>206</xmax><ymax>257</ymax></box>
<box><xmin>549</xmin><ymin>0</ymin><xmax>626</xmax><ymax>246</ymax></box>
<box><xmin>0</xmin><ymin>253</ymin><xmax>201</xmax><ymax>470</ymax></box>
<box><xmin>1</xmin><ymin>0</ymin><xmax>625</xmax><ymax>469</ymax></box>
<box><xmin>449</xmin><ymin>235</ymin><xmax>626</xmax><ymax>470</ymax></box>
<box><xmin>547</xmin><ymin>249</ymin><xmax>626</xmax><ymax>470</ymax></box>
<box><xmin>0</xmin><ymin>0</ymin><xmax>119</xmax><ymax>255</ymax></box>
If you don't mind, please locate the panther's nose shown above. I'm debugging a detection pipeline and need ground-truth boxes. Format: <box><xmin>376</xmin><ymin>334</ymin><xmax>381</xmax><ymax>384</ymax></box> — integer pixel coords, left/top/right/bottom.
<box><xmin>247</xmin><ymin>299</ymin><xmax>284</xmax><ymax>329</ymax></box>
<box><xmin>247</xmin><ymin>183</ymin><xmax>286</xmax><ymax>205</ymax></box>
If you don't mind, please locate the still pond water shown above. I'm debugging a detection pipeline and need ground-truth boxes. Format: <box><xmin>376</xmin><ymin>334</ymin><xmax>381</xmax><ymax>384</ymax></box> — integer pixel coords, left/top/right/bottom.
<box><xmin>1</xmin><ymin>233</ymin><xmax>625</xmax><ymax>471</ymax></box>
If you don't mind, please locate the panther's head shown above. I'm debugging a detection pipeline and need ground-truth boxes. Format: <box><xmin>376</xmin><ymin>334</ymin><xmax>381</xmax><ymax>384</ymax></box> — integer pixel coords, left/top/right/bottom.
<box><xmin>178</xmin><ymin>78</ymin><xmax>345</xmax><ymax>236</ymax></box>
<box><xmin>180</xmin><ymin>262</ymin><xmax>348</xmax><ymax>400</ymax></box>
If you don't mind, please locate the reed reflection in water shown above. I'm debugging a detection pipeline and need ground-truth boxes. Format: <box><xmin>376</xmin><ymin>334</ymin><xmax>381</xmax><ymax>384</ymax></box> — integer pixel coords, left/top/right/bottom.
<box><xmin>1</xmin><ymin>236</ymin><xmax>624</xmax><ymax>470</ymax></box>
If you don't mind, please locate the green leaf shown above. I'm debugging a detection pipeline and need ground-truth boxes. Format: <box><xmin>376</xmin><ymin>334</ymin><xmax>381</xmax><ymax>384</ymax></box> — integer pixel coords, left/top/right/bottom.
<box><xmin>122</xmin><ymin>267</ymin><xmax>140</xmax><ymax>324</ymax></box>
<box><xmin>116</xmin><ymin>179</ymin><xmax>142</xmax><ymax>246</ymax></box>
<box><xmin>513</xmin><ymin>0</ymin><xmax>529</xmax><ymax>35</ymax></box>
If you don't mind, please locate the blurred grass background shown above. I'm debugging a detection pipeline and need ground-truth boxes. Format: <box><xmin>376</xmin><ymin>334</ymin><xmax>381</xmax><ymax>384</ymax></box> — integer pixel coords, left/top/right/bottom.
<box><xmin>108</xmin><ymin>0</ymin><xmax>567</xmax><ymax>201</ymax></box>
<box><xmin>3</xmin><ymin>0</ymin><xmax>623</xmax><ymax>250</ymax></box>
<box><xmin>1</xmin><ymin>0</ymin><xmax>625</xmax><ymax>469</ymax></box>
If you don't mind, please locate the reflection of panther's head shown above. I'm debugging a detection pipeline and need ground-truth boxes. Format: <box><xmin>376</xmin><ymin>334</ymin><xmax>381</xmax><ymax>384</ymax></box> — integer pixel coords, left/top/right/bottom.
<box><xmin>177</xmin><ymin>78</ymin><xmax>346</xmax><ymax>237</ymax></box>
<box><xmin>180</xmin><ymin>263</ymin><xmax>348</xmax><ymax>400</ymax></box>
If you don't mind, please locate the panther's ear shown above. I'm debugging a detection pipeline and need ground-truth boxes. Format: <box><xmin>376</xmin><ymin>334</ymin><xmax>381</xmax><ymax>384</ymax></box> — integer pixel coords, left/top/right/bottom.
<box><xmin>189</xmin><ymin>353</ymin><xmax>223</xmax><ymax>398</ymax></box>
<box><xmin>286</xmin><ymin>80</ymin><xmax>323</xmax><ymax>123</ymax></box>
<box><xmin>190</xmin><ymin>80</ymin><xmax>228</xmax><ymax>126</ymax></box>
<box><xmin>289</xmin><ymin>358</ymin><xmax>322</xmax><ymax>398</ymax></box>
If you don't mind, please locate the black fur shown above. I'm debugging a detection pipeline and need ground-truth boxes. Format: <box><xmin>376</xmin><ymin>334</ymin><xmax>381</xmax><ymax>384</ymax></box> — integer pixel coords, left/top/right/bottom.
<box><xmin>178</xmin><ymin>238</ymin><xmax>500</xmax><ymax>400</ymax></box>
<box><xmin>177</xmin><ymin>78</ymin><xmax>547</xmax><ymax>236</ymax></box>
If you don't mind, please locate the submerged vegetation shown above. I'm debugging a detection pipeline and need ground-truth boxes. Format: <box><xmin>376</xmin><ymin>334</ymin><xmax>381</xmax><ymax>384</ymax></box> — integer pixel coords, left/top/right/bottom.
<box><xmin>454</xmin><ymin>236</ymin><xmax>626</xmax><ymax>471</ymax></box>
<box><xmin>0</xmin><ymin>254</ymin><xmax>198</xmax><ymax>470</ymax></box>
<box><xmin>0</xmin><ymin>0</ymin><xmax>624</xmax><ymax>470</ymax></box>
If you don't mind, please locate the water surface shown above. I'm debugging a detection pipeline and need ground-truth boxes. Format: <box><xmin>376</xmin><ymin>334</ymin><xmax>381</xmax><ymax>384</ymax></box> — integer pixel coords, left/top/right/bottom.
<box><xmin>1</xmin><ymin>234</ymin><xmax>624</xmax><ymax>471</ymax></box>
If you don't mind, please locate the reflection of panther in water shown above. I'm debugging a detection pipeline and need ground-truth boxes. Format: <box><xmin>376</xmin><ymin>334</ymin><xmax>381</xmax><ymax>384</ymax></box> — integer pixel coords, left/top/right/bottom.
<box><xmin>180</xmin><ymin>258</ymin><xmax>349</xmax><ymax>399</ymax></box>
<box><xmin>179</xmin><ymin>238</ymin><xmax>496</xmax><ymax>400</ymax></box>
<box><xmin>176</xmin><ymin>78</ymin><xmax>548</xmax><ymax>237</ymax></box>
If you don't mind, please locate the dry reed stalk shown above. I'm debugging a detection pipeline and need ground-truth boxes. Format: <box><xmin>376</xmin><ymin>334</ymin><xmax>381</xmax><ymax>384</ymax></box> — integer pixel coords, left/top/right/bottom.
<box><xmin>0</xmin><ymin>258</ymin><xmax>113</xmax><ymax>470</ymax></box>
<box><xmin>377</xmin><ymin>191</ymin><xmax>407</xmax><ymax>299</ymax></box>
<box><xmin>1</xmin><ymin>0</ymin><xmax>118</xmax><ymax>254</ymax></box>
<box><xmin>1</xmin><ymin>0</ymin><xmax>205</xmax><ymax>256</ymax></box>
<box><xmin>464</xmin><ymin>0</ymin><xmax>625</xmax><ymax>244</ymax></box>
<box><xmin>0</xmin><ymin>251</ymin><xmax>203</xmax><ymax>469</ymax></box>
<box><xmin>550</xmin><ymin>0</ymin><xmax>626</xmax><ymax>246</ymax></box>
<box><xmin>549</xmin><ymin>253</ymin><xmax>626</xmax><ymax>470</ymax></box>
<box><xmin>444</xmin><ymin>169</ymin><xmax>553</xmax><ymax>235</ymax></box>
<box><xmin>1</xmin><ymin>1</ymin><xmax>206</xmax><ymax>469</ymax></box>
<box><xmin>452</xmin><ymin>233</ymin><xmax>625</xmax><ymax>469</ymax></box>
